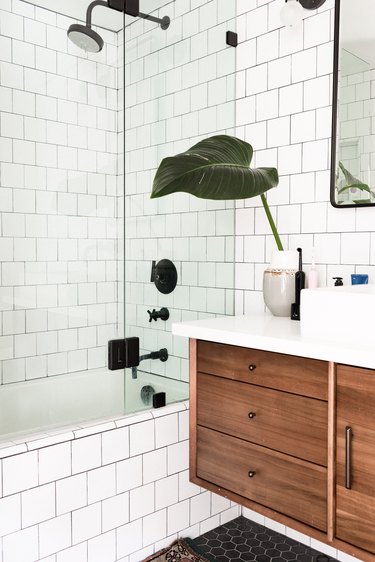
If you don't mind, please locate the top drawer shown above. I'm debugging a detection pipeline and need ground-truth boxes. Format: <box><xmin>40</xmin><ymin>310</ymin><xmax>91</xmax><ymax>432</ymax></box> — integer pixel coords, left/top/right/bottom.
<box><xmin>197</xmin><ymin>340</ymin><xmax>328</xmax><ymax>401</ymax></box>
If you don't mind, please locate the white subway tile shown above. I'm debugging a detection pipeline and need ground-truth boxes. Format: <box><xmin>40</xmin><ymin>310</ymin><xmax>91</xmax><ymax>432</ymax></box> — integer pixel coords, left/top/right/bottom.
<box><xmin>143</xmin><ymin>447</ymin><xmax>167</xmax><ymax>484</ymax></box>
<box><xmin>88</xmin><ymin>531</ymin><xmax>116</xmax><ymax>562</ymax></box>
<box><xmin>167</xmin><ymin>499</ymin><xmax>190</xmax><ymax>535</ymax></box>
<box><xmin>0</xmin><ymin>11</ymin><xmax>23</xmax><ymax>40</ymax></box>
<box><xmin>102</xmin><ymin>492</ymin><xmax>129</xmax><ymax>532</ymax></box>
<box><xmin>116</xmin><ymin>455</ymin><xmax>142</xmax><ymax>493</ymax></box>
<box><xmin>3</xmin><ymin>450</ymin><xmax>38</xmax><ymax>495</ymax></box>
<box><xmin>72</xmin><ymin>503</ymin><xmax>101</xmax><ymax>544</ymax></box>
<box><xmin>13</xmin><ymin>38</ymin><xmax>35</xmax><ymax>67</ymax></box>
<box><xmin>56</xmin><ymin>473</ymin><xmax>87</xmax><ymax>515</ymax></box>
<box><xmin>143</xmin><ymin>509</ymin><xmax>167</xmax><ymax>548</ymax></box>
<box><xmin>3</xmin><ymin>526</ymin><xmax>39</xmax><ymax>562</ymax></box>
<box><xmin>39</xmin><ymin>514</ymin><xmax>72</xmax><ymax>558</ymax></box>
<box><xmin>341</xmin><ymin>233</ymin><xmax>370</xmax><ymax>265</ymax></box>
<box><xmin>72</xmin><ymin>434</ymin><xmax>101</xmax><ymax>474</ymax></box>
<box><xmin>88</xmin><ymin>464</ymin><xmax>115</xmax><ymax>504</ymax></box>
<box><xmin>129</xmin><ymin>482</ymin><xmax>154</xmax><ymax>520</ymax></box>
<box><xmin>39</xmin><ymin>441</ymin><xmax>71</xmax><ymax>484</ymax></box>
<box><xmin>167</xmin><ymin>440</ymin><xmax>189</xmax><ymax>475</ymax></box>
<box><xmin>116</xmin><ymin>519</ymin><xmax>142</xmax><ymax>558</ymax></box>
<box><xmin>0</xmin><ymin>494</ymin><xmax>21</xmax><ymax>535</ymax></box>
<box><xmin>129</xmin><ymin>419</ymin><xmax>154</xmax><ymax>456</ymax></box>
<box><xmin>22</xmin><ymin>482</ymin><xmax>55</xmax><ymax>527</ymax></box>
<box><xmin>155</xmin><ymin>474</ymin><xmax>179</xmax><ymax>511</ymax></box>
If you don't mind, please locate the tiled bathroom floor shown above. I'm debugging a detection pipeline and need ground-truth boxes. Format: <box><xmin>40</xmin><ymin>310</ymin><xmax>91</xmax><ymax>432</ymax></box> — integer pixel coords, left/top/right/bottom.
<box><xmin>193</xmin><ymin>517</ymin><xmax>337</xmax><ymax>562</ymax></box>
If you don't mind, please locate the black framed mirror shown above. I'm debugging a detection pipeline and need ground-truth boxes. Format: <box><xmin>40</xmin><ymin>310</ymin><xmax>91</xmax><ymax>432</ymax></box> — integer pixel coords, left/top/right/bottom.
<box><xmin>331</xmin><ymin>0</ymin><xmax>375</xmax><ymax>207</ymax></box>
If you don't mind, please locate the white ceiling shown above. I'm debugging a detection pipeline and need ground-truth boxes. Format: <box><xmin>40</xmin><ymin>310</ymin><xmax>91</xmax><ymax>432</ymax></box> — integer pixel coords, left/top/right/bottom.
<box><xmin>341</xmin><ymin>0</ymin><xmax>375</xmax><ymax>68</ymax></box>
<box><xmin>27</xmin><ymin>0</ymin><xmax>173</xmax><ymax>32</ymax></box>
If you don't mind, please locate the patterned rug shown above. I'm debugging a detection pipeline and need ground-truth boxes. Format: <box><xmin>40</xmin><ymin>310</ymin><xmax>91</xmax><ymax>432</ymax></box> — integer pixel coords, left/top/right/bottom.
<box><xmin>143</xmin><ymin>538</ymin><xmax>216</xmax><ymax>562</ymax></box>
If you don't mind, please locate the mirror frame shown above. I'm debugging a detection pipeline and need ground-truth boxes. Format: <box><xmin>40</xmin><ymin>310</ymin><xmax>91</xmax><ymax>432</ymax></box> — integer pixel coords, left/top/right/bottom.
<box><xmin>330</xmin><ymin>0</ymin><xmax>375</xmax><ymax>208</ymax></box>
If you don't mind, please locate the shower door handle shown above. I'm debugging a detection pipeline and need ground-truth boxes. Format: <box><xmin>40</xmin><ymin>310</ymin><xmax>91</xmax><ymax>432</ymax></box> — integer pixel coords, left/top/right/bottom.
<box><xmin>108</xmin><ymin>337</ymin><xmax>140</xmax><ymax>370</ymax></box>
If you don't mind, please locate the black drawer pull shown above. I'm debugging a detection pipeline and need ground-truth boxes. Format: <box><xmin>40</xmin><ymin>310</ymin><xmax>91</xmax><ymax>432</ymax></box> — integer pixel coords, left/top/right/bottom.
<box><xmin>248</xmin><ymin>364</ymin><xmax>256</xmax><ymax>371</ymax></box>
<box><xmin>248</xmin><ymin>470</ymin><xmax>256</xmax><ymax>478</ymax></box>
<box><xmin>248</xmin><ymin>412</ymin><xmax>256</xmax><ymax>419</ymax></box>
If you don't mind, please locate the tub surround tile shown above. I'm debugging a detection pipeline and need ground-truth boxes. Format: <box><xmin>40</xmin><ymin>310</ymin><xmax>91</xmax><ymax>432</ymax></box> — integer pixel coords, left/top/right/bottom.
<box><xmin>2</xmin><ymin>450</ymin><xmax>38</xmax><ymax>496</ymax></box>
<box><xmin>72</xmin><ymin>503</ymin><xmax>102</xmax><ymax>545</ymax></box>
<box><xmin>87</xmin><ymin>464</ymin><xmax>116</xmax><ymax>504</ymax></box>
<box><xmin>39</xmin><ymin>514</ymin><xmax>72</xmax><ymax>558</ymax></box>
<box><xmin>56</xmin><ymin>473</ymin><xmax>87</xmax><ymax>516</ymax></box>
<box><xmin>116</xmin><ymin>456</ymin><xmax>143</xmax><ymax>494</ymax></box>
<box><xmin>150</xmin><ymin>401</ymin><xmax>187</xmax><ymax>418</ymax></box>
<box><xmin>102</xmin><ymin>492</ymin><xmax>129</xmax><ymax>532</ymax></box>
<box><xmin>0</xmin><ymin>405</ymin><xmax>239</xmax><ymax>561</ymax></box>
<box><xmin>129</xmin><ymin>419</ymin><xmax>155</xmax><ymax>456</ymax></box>
<box><xmin>143</xmin><ymin>448</ymin><xmax>167</xmax><ymax>484</ymax></box>
<box><xmin>2</xmin><ymin>526</ymin><xmax>39</xmax><ymax>562</ymax></box>
<box><xmin>114</xmin><ymin>411</ymin><xmax>153</xmax><ymax>428</ymax></box>
<box><xmin>155</xmin><ymin>413</ymin><xmax>179</xmax><ymax>448</ymax></box>
<box><xmin>0</xmin><ymin>494</ymin><xmax>21</xmax><ymax>536</ymax></box>
<box><xmin>73</xmin><ymin>421</ymin><xmax>116</xmax><ymax>439</ymax></box>
<box><xmin>23</xmin><ymin>485</ymin><xmax>55</xmax><ymax>529</ymax></box>
<box><xmin>0</xmin><ymin>443</ymin><xmax>27</xmax><ymax>459</ymax></box>
<box><xmin>26</xmin><ymin>432</ymin><xmax>75</xmax><ymax>451</ymax></box>
<box><xmin>72</xmin><ymin>434</ymin><xmax>102</xmax><ymax>474</ymax></box>
<box><xmin>38</xmin><ymin>442</ymin><xmax>71</xmax><ymax>485</ymax></box>
<box><xmin>101</xmin><ymin>427</ymin><xmax>130</xmax><ymax>465</ymax></box>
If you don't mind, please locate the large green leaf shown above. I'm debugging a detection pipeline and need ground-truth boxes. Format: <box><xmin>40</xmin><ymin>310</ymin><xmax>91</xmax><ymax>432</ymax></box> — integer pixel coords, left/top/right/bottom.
<box><xmin>337</xmin><ymin>161</ymin><xmax>373</xmax><ymax>195</ymax></box>
<box><xmin>151</xmin><ymin>135</ymin><xmax>279</xmax><ymax>200</ymax></box>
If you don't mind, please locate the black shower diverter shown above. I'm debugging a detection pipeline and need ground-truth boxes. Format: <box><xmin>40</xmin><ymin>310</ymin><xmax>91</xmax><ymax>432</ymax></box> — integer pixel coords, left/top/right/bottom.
<box><xmin>151</xmin><ymin>259</ymin><xmax>178</xmax><ymax>294</ymax></box>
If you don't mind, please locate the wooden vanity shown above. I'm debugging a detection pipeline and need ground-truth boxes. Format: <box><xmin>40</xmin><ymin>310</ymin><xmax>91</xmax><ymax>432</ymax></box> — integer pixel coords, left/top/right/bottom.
<box><xmin>174</xmin><ymin>315</ymin><xmax>375</xmax><ymax>562</ymax></box>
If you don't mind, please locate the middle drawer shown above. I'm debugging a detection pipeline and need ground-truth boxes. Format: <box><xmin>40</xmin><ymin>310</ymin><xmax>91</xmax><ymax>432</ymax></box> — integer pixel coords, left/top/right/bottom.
<box><xmin>197</xmin><ymin>372</ymin><xmax>328</xmax><ymax>466</ymax></box>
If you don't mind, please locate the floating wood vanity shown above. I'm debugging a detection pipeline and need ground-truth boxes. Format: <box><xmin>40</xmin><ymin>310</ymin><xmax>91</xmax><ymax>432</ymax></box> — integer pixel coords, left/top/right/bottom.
<box><xmin>173</xmin><ymin>315</ymin><xmax>375</xmax><ymax>562</ymax></box>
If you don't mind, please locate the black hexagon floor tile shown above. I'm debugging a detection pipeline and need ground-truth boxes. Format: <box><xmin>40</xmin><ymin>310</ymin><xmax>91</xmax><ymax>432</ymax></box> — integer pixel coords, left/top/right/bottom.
<box><xmin>193</xmin><ymin>516</ymin><xmax>338</xmax><ymax>562</ymax></box>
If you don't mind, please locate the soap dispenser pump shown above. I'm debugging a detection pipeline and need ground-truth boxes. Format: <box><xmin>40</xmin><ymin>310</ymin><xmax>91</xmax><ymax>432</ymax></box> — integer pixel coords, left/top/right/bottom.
<box><xmin>333</xmin><ymin>277</ymin><xmax>343</xmax><ymax>286</ymax></box>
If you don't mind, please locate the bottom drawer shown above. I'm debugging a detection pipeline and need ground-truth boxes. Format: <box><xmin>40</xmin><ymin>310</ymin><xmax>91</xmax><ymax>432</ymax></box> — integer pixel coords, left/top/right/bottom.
<box><xmin>197</xmin><ymin>426</ymin><xmax>327</xmax><ymax>531</ymax></box>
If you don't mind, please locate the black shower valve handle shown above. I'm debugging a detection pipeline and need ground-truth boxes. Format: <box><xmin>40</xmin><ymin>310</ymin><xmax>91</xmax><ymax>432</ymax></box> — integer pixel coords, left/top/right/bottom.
<box><xmin>147</xmin><ymin>307</ymin><xmax>170</xmax><ymax>323</ymax></box>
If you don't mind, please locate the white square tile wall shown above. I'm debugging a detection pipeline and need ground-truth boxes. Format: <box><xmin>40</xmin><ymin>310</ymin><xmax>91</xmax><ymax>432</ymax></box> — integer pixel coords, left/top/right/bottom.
<box><xmin>234</xmin><ymin>0</ymin><xmax>375</xmax><ymax>314</ymax></box>
<box><xmin>0</xmin><ymin>405</ymin><xmax>240</xmax><ymax>562</ymax></box>
<box><xmin>0</xmin><ymin>0</ymin><xmax>121</xmax><ymax>383</ymax></box>
<box><xmin>122</xmin><ymin>0</ymin><xmax>237</xmax><ymax>384</ymax></box>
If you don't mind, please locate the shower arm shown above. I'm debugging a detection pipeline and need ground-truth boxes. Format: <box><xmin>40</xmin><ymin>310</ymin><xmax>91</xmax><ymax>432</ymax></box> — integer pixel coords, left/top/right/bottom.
<box><xmin>86</xmin><ymin>0</ymin><xmax>170</xmax><ymax>30</ymax></box>
<box><xmin>86</xmin><ymin>0</ymin><xmax>109</xmax><ymax>27</ymax></box>
<box><xmin>138</xmin><ymin>12</ymin><xmax>167</xmax><ymax>26</ymax></box>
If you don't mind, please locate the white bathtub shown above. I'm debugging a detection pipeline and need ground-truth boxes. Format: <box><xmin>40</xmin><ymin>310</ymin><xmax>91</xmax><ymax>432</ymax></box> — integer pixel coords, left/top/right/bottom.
<box><xmin>0</xmin><ymin>368</ymin><xmax>188</xmax><ymax>441</ymax></box>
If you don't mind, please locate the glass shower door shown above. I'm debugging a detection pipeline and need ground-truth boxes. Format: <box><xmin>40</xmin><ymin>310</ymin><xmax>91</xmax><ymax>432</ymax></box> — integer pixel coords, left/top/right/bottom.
<box><xmin>123</xmin><ymin>0</ymin><xmax>237</xmax><ymax>392</ymax></box>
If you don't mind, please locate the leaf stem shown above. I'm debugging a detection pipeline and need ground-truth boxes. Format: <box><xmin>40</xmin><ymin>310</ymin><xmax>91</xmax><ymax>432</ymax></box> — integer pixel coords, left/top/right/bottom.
<box><xmin>260</xmin><ymin>193</ymin><xmax>283</xmax><ymax>251</ymax></box>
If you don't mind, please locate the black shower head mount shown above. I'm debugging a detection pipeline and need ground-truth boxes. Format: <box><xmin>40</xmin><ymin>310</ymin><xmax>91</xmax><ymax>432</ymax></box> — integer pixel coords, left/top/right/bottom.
<box><xmin>67</xmin><ymin>0</ymin><xmax>170</xmax><ymax>53</ymax></box>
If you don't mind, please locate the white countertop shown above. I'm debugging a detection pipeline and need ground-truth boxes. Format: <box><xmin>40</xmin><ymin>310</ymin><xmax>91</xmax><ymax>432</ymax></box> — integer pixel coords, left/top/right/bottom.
<box><xmin>172</xmin><ymin>314</ymin><xmax>375</xmax><ymax>370</ymax></box>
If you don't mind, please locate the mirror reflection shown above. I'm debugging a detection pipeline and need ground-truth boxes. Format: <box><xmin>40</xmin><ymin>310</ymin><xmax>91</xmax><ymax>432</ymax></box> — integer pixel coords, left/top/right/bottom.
<box><xmin>331</xmin><ymin>0</ymin><xmax>375</xmax><ymax>206</ymax></box>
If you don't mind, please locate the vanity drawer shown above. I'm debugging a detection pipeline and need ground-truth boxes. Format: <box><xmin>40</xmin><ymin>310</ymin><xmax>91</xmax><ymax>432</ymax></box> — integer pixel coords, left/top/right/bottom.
<box><xmin>197</xmin><ymin>426</ymin><xmax>327</xmax><ymax>532</ymax></box>
<box><xmin>197</xmin><ymin>340</ymin><xmax>328</xmax><ymax>400</ymax></box>
<box><xmin>197</xmin><ymin>373</ymin><xmax>328</xmax><ymax>466</ymax></box>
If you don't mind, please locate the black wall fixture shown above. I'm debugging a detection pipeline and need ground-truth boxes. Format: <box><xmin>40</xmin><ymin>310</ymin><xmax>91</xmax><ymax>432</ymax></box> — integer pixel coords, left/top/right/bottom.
<box><xmin>147</xmin><ymin>307</ymin><xmax>170</xmax><ymax>322</ymax></box>
<box><xmin>299</xmin><ymin>0</ymin><xmax>326</xmax><ymax>8</ymax></box>
<box><xmin>226</xmin><ymin>31</ymin><xmax>238</xmax><ymax>47</ymax></box>
<box><xmin>151</xmin><ymin>259</ymin><xmax>178</xmax><ymax>294</ymax></box>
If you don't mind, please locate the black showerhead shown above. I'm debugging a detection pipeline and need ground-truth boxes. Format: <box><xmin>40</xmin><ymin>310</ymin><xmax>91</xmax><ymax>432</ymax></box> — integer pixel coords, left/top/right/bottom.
<box><xmin>67</xmin><ymin>0</ymin><xmax>171</xmax><ymax>53</ymax></box>
<box><xmin>67</xmin><ymin>23</ymin><xmax>104</xmax><ymax>53</ymax></box>
<box><xmin>67</xmin><ymin>0</ymin><xmax>107</xmax><ymax>52</ymax></box>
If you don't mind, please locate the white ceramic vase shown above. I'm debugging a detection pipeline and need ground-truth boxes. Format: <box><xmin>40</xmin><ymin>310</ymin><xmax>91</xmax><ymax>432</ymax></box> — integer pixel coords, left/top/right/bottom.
<box><xmin>263</xmin><ymin>250</ymin><xmax>299</xmax><ymax>317</ymax></box>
